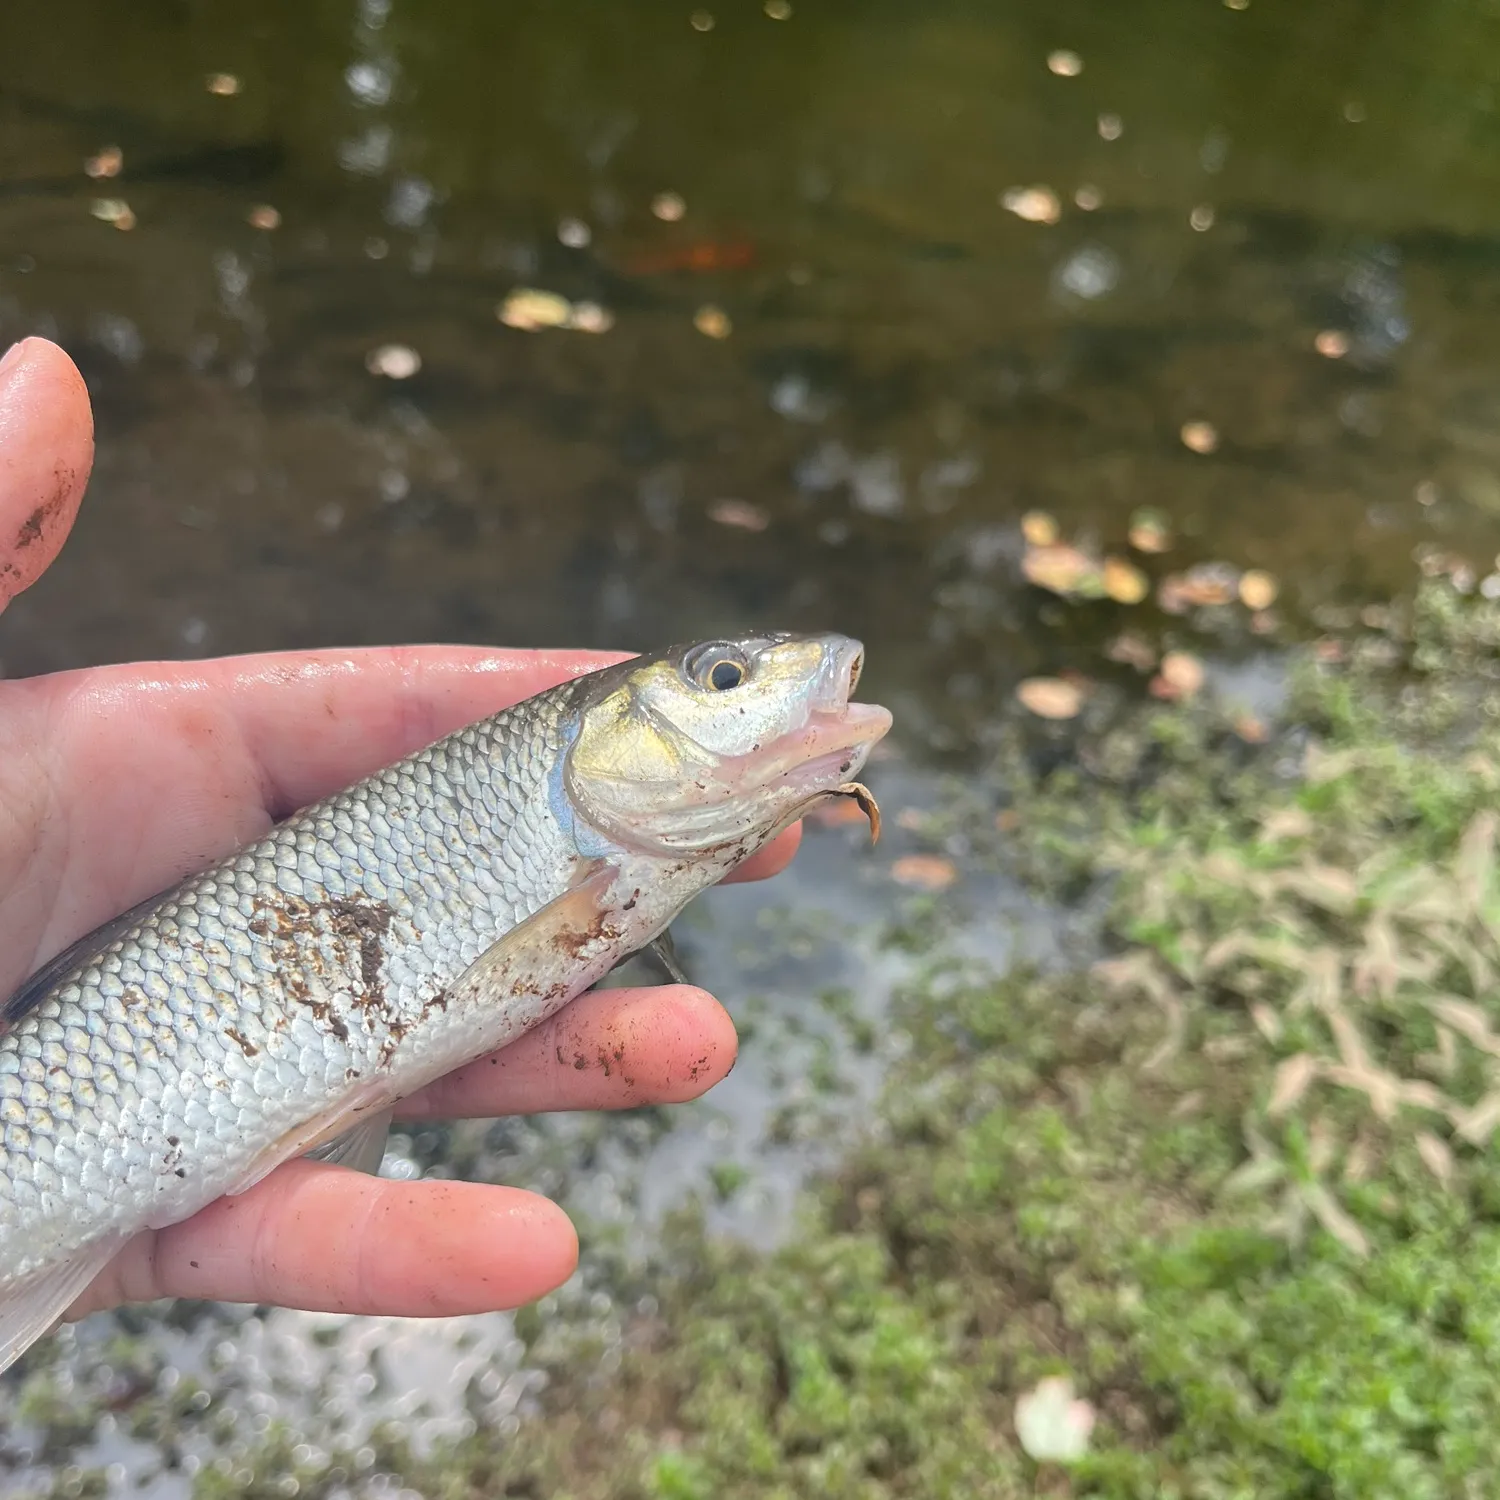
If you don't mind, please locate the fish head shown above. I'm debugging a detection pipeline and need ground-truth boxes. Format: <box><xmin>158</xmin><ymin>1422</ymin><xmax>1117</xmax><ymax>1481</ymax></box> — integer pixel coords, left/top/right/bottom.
<box><xmin>564</xmin><ymin>632</ymin><xmax>891</xmax><ymax>855</ymax></box>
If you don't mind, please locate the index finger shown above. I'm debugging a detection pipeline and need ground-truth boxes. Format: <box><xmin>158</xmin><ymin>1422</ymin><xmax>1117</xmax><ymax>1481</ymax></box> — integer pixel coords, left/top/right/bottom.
<box><xmin>205</xmin><ymin>644</ymin><xmax>628</xmax><ymax>817</ymax></box>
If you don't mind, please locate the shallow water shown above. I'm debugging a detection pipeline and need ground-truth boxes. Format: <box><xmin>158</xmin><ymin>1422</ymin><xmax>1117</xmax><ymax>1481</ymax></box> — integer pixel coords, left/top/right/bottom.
<box><xmin>4</xmin><ymin>0</ymin><xmax>1500</xmax><ymax>1489</ymax></box>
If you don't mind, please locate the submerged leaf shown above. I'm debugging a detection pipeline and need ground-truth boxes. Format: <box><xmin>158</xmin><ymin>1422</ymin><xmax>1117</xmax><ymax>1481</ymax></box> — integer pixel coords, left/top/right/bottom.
<box><xmin>1102</xmin><ymin>556</ymin><xmax>1149</xmax><ymax>604</ymax></box>
<box><xmin>1105</xmin><ymin>631</ymin><xmax>1157</xmax><ymax>671</ymax></box>
<box><xmin>1238</xmin><ymin>569</ymin><xmax>1279</xmax><ymax>609</ymax></box>
<box><xmin>1127</xmin><ymin>507</ymin><xmax>1173</xmax><ymax>553</ymax></box>
<box><xmin>1022</xmin><ymin>544</ymin><xmax>1101</xmax><ymax>598</ymax></box>
<box><xmin>1017</xmin><ymin>678</ymin><xmax>1083</xmax><ymax>719</ymax></box>
<box><xmin>1151</xmin><ymin>650</ymin><xmax>1206</xmax><ymax>701</ymax></box>
<box><xmin>1021</xmin><ymin>510</ymin><xmax>1058</xmax><ymax>546</ymax></box>
<box><xmin>890</xmin><ymin>855</ymin><xmax>958</xmax><ymax>891</ymax></box>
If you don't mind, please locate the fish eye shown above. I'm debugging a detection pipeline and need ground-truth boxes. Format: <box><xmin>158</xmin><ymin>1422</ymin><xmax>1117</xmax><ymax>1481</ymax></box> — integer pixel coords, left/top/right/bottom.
<box><xmin>685</xmin><ymin>643</ymin><xmax>749</xmax><ymax>692</ymax></box>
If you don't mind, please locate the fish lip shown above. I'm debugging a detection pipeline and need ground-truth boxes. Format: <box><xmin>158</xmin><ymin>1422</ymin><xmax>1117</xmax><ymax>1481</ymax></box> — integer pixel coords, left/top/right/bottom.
<box><xmin>764</xmin><ymin>701</ymin><xmax>893</xmax><ymax>795</ymax></box>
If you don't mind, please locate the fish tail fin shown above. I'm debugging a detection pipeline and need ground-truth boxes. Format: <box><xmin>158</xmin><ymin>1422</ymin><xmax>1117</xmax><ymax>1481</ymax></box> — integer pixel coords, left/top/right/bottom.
<box><xmin>0</xmin><ymin>1233</ymin><xmax>125</xmax><ymax>1375</ymax></box>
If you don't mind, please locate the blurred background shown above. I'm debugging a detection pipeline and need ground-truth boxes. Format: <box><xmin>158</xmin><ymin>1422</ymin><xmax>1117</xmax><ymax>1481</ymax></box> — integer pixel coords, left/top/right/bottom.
<box><xmin>5</xmin><ymin>0</ymin><xmax>1500</xmax><ymax>1490</ymax></box>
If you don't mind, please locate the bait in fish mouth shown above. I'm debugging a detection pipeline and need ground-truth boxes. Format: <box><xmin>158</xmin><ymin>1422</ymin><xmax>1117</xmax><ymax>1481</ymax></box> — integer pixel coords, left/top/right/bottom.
<box><xmin>0</xmin><ymin>631</ymin><xmax>891</xmax><ymax>1372</ymax></box>
<box><xmin>831</xmin><ymin>781</ymin><xmax>882</xmax><ymax>842</ymax></box>
<box><xmin>624</xmin><ymin>783</ymin><xmax>880</xmax><ymax>988</ymax></box>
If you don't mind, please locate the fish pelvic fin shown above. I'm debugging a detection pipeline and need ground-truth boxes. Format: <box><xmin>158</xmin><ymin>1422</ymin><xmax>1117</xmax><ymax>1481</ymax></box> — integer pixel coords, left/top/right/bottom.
<box><xmin>646</xmin><ymin>929</ymin><xmax>690</xmax><ymax>984</ymax></box>
<box><xmin>303</xmin><ymin>1107</ymin><xmax>395</xmax><ymax>1176</ymax></box>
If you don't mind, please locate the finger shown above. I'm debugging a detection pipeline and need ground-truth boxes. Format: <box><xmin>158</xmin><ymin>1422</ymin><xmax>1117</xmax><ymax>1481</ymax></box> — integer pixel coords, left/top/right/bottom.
<box><xmin>0</xmin><ymin>337</ymin><xmax>93</xmax><ymax>611</ymax></box>
<box><xmin>19</xmin><ymin>645</ymin><xmax>625</xmax><ymax>899</ymax></box>
<box><xmin>80</xmin><ymin>1160</ymin><xmax>578</xmax><ymax>1319</ymax></box>
<box><xmin>211</xmin><ymin>645</ymin><xmax>631</xmax><ymax>818</ymax></box>
<box><xmin>723</xmin><ymin>822</ymin><xmax>801</xmax><ymax>884</ymax></box>
<box><xmin>397</xmin><ymin>982</ymin><xmax>738</xmax><ymax>1121</ymax></box>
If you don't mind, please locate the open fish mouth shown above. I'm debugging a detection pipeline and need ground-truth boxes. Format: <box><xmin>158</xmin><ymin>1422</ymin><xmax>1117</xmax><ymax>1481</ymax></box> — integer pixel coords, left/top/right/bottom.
<box><xmin>653</xmin><ymin>632</ymin><xmax>888</xmax><ymax>798</ymax></box>
<box><xmin>768</xmin><ymin>702</ymin><xmax>891</xmax><ymax>789</ymax></box>
<box><xmin>763</xmin><ymin>634</ymin><xmax>889</xmax><ymax>786</ymax></box>
<box><xmin>809</xmin><ymin>635</ymin><xmax>866</xmax><ymax>714</ymax></box>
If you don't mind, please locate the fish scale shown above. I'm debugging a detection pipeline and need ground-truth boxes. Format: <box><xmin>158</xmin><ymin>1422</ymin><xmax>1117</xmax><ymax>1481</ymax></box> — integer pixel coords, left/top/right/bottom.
<box><xmin>0</xmin><ymin>634</ymin><xmax>890</xmax><ymax>1374</ymax></box>
<box><xmin>0</xmin><ymin>696</ymin><xmax>577</xmax><ymax>1288</ymax></box>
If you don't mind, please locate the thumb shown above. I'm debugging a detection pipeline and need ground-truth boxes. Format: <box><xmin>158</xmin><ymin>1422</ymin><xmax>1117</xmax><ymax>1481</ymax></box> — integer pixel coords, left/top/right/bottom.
<box><xmin>0</xmin><ymin>337</ymin><xmax>94</xmax><ymax>613</ymax></box>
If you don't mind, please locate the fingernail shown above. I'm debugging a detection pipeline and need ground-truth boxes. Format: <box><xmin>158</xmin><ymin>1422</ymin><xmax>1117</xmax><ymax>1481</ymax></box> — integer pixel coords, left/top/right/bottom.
<box><xmin>0</xmin><ymin>339</ymin><xmax>29</xmax><ymax>378</ymax></box>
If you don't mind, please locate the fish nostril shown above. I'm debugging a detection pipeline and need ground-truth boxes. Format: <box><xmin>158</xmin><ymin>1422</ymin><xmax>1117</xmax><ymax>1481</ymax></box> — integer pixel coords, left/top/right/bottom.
<box><xmin>847</xmin><ymin>651</ymin><xmax>864</xmax><ymax>694</ymax></box>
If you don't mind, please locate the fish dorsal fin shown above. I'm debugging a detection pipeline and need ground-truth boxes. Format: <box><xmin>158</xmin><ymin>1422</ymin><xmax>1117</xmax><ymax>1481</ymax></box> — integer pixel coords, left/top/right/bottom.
<box><xmin>2</xmin><ymin>885</ymin><xmax>175</xmax><ymax>1027</ymax></box>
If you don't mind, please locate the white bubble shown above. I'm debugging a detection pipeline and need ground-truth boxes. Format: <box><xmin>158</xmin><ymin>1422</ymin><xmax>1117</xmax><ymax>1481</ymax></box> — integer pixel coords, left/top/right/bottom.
<box><xmin>345</xmin><ymin>61</ymin><xmax>394</xmax><ymax>107</ymax></box>
<box><xmin>365</xmin><ymin>344</ymin><xmax>421</xmax><ymax>379</ymax></box>
<box><xmin>1055</xmin><ymin>246</ymin><xmax>1120</xmax><ymax>300</ymax></box>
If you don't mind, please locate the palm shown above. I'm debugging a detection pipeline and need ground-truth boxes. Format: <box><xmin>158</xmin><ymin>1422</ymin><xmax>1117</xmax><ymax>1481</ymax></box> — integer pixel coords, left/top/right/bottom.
<box><xmin>0</xmin><ymin>339</ymin><xmax>791</xmax><ymax>1327</ymax></box>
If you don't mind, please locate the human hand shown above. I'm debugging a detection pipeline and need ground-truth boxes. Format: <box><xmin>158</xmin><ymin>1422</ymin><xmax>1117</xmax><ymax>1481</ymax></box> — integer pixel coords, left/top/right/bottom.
<box><xmin>0</xmin><ymin>337</ymin><xmax>796</xmax><ymax>1326</ymax></box>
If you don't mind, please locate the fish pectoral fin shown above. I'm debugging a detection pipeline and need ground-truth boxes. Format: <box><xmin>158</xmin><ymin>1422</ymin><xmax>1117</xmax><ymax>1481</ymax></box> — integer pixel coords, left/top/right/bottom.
<box><xmin>444</xmin><ymin>860</ymin><xmax>623</xmax><ymax>1017</ymax></box>
<box><xmin>414</xmin><ymin>860</ymin><xmax>626</xmax><ymax>1066</ymax></box>
<box><xmin>231</xmin><ymin>861</ymin><xmax>624</xmax><ymax>1203</ymax></box>
<box><xmin>0</xmin><ymin>1232</ymin><xmax>129</xmax><ymax>1376</ymax></box>
<box><xmin>303</xmin><ymin>1107</ymin><xmax>394</xmax><ymax>1177</ymax></box>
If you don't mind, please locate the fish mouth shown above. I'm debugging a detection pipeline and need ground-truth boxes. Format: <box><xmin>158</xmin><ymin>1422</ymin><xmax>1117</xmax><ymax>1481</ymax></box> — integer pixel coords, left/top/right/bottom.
<box><xmin>563</xmin><ymin>631</ymin><xmax>891</xmax><ymax>855</ymax></box>
<box><xmin>758</xmin><ymin>634</ymin><xmax>891</xmax><ymax>798</ymax></box>
<box><xmin>808</xmin><ymin>634</ymin><xmax>866</xmax><ymax>716</ymax></box>
<box><xmin>770</xmin><ymin>701</ymin><xmax>892</xmax><ymax>801</ymax></box>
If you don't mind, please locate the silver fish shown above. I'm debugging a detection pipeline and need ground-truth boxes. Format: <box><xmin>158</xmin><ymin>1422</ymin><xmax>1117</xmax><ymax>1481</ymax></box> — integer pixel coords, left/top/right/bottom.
<box><xmin>0</xmin><ymin>633</ymin><xmax>889</xmax><ymax>1371</ymax></box>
